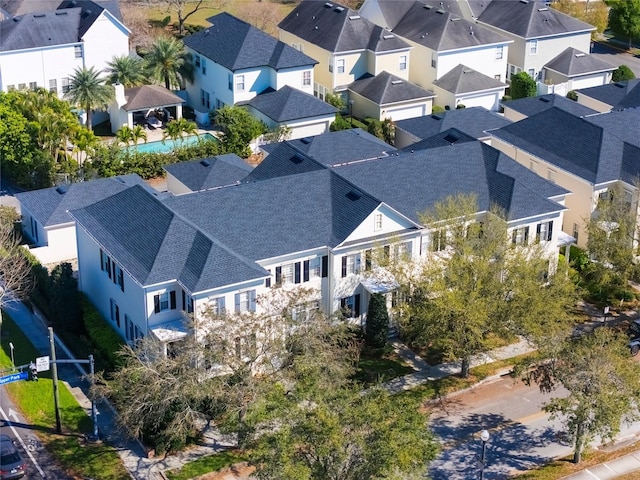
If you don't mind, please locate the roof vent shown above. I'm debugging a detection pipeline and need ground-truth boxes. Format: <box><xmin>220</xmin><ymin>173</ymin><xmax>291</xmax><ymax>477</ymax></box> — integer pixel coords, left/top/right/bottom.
<box><xmin>463</xmin><ymin>68</ymin><xmax>473</xmax><ymax>74</ymax></box>
<box><xmin>115</xmin><ymin>177</ymin><xmax>126</xmax><ymax>184</ymax></box>
<box><xmin>204</xmin><ymin>29</ymin><xmax>210</xmax><ymax>36</ymax></box>
<box><xmin>539</xmin><ymin>97</ymin><xmax>550</xmax><ymax>103</ymax></box>
<box><xmin>300</xmin><ymin>137</ymin><xmax>312</xmax><ymax>144</ymax></box>
<box><xmin>615</xmin><ymin>82</ymin><xmax>626</xmax><ymax>88</ymax></box>
<box><xmin>451</xmin><ymin>17</ymin><xmax>461</xmax><ymax>21</ymax></box>
<box><xmin>334</xmin><ymin>6</ymin><xmax>344</xmax><ymax>12</ymax></box>
<box><xmin>575</xmin><ymin>53</ymin><xmax>586</xmax><ymax>57</ymax></box>
<box><xmin>33</xmin><ymin>13</ymin><xmax>46</xmax><ymax>18</ymax></box>
<box><xmin>520</xmin><ymin>0</ymin><xmax>528</xmax><ymax>3</ymax></box>
<box><xmin>383</xmin><ymin>34</ymin><xmax>394</xmax><ymax>39</ymax></box>
<box><xmin>55</xmin><ymin>11</ymin><xmax>67</xmax><ymax>15</ymax></box>
<box><xmin>443</xmin><ymin>133</ymin><xmax>459</xmax><ymax>143</ymax></box>
<box><xmin>349</xmin><ymin>15</ymin><xmax>361</xmax><ymax>20</ymax></box>
<box><xmin>431</xmin><ymin>114</ymin><xmax>442</xmax><ymax>120</ymax></box>
<box><xmin>56</xmin><ymin>185</ymin><xmax>68</xmax><ymax>194</ymax></box>
<box><xmin>324</xmin><ymin>2</ymin><xmax>333</xmax><ymax>7</ymax></box>
<box><xmin>13</xmin><ymin>16</ymin><xmax>20</xmax><ymax>22</ymax></box>
<box><xmin>291</xmin><ymin>154</ymin><xmax>305</xmax><ymax>164</ymax></box>
<box><xmin>423</xmin><ymin>4</ymin><xmax>433</xmax><ymax>9</ymax></box>
<box><xmin>391</xmin><ymin>79</ymin><xmax>403</xmax><ymax>85</ymax></box>
<box><xmin>436</xmin><ymin>9</ymin><xmax>445</xmax><ymax>14</ymax></box>
<box><xmin>538</xmin><ymin>7</ymin><xmax>548</xmax><ymax>11</ymax></box>
<box><xmin>346</xmin><ymin>189</ymin><xmax>363</xmax><ymax>201</ymax></box>
<box><xmin>200</xmin><ymin>159</ymin><xmax>211</xmax><ymax>167</ymax></box>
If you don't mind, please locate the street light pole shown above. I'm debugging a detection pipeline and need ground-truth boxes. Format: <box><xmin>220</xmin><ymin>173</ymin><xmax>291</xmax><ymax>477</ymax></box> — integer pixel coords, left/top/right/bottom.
<box><xmin>9</xmin><ymin>342</ymin><xmax>14</xmax><ymax>370</ymax></box>
<box><xmin>479</xmin><ymin>429</ymin><xmax>490</xmax><ymax>480</ymax></box>
<box><xmin>349</xmin><ymin>99</ymin><xmax>355</xmax><ymax>127</ymax></box>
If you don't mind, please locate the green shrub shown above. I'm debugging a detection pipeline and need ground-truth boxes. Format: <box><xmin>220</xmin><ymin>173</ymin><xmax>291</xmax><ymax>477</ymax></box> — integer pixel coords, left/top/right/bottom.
<box><xmin>325</xmin><ymin>93</ymin><xmax>346</xmax><ymax>112</ymax></box>
<box><xmin>80</xmin><ymin>295</ymin><xmax>125</xmax><ymax>372</ymax></box>
<box><xmin>456</xmin><ymin>103</ymin><xmax>466</xmax><ymax>109</ymax></box>
<box><xmin>502</xmin><ymin>95</ymin><xmax>512</xmax><ymax>102</ymax></box>
<box><xmin>367</xmin><ymin>118</ymin><xmax>383</xmax><ymax>139</ymax></box>
<box><xmin>161</xmin><ymin>15</ymin><xmax>171</xmax><ymax>27</ymax></box>
<box><xmin>510</xmin><ymin>72</ymin><xmax>537</xmax><ymax>99</ymax></box>
<box><xmin>365</xmin><ymin>293</ymin><xmax>390</xmax><ymax>348</ymax></box>
<box><xmin>566</xmin><ymin>90</ymin><xmax>578</xmax><ymax>101</ymax></box>
<box><xmin>612</xmin><ymin>65</ymin><xmax>635</xmax><ymax>82</ymax></box>
<box><xmin>431</xmin><ymin>105</ymin><xmax>445</xmax><ymax>113</ymax></box>
<box><xmin>330</xmin><ymin>114</ymin><xmax>351</xmax><ymax>131</ymax></box>
<box><xmin>48</xmin><ymin>263</ymin><xmax>82</xmax><ymax>332</ymax></box>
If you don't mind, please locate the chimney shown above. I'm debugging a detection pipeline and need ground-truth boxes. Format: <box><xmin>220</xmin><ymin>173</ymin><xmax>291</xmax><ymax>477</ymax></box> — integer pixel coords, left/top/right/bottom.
<box><xmin>113</xmin><ymin>83</ymin><xmax>126</xmax><ymax>108</ymax></box>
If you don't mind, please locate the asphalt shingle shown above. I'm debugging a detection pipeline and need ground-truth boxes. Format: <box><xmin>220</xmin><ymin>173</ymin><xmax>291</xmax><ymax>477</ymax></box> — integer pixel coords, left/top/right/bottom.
<box><xmin>164</xmin><ymin>154</ymin><xmax>253</xmax><ymax>192</ymax></box>
<box><xmin>576</xmin><ymin>79</ymin><xmax>640</xmax><ymax>111</ymax></box>
<box><xmin>248</xmin><ymin>85</ymin><xmax>337</xmax><ymax>122</ymax></box>
<box><xmin>503</xmin><ymin>93</ymin><xmax>597</xmax><ymax>118</ymax></box>
<box><xmin>349</xmin><ymin>71</ymin><xmax>435</xmax><ymax>104</ymax></box>
<box><xmin>432</xmin><ymin>64</ymin><xmax>506</xmax><ymax>94</ymax></box>
<box><xmin>544</xmin><ymin>47</ymin><xmax>615</xmax><ymax>77</ymax></box>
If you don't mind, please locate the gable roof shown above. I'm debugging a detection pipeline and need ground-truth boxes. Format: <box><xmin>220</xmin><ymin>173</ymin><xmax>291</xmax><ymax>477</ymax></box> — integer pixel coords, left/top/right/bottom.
<box><xmin>261</xmin><ymin>128</ymin><xmax>395</xmax><ymax>167</ymax></box>
<box><xmin>576</xmin><ymin>79</ymin><xmax>640</xmax><ymax>111</ymax></box>
<box><xmin>432</xmin><ymin>64</ymin><xmax>506</xmax><ymax>94</ymax></box>
<box><xmin>70</xmin><ymin>185</ymin><xmax>268</xmax><ymax>291</ymax></box>
<box><xmin>15</xmin><ymin>174</ymin><xmax>149</xmax><ymax>227</ymax></box>
<box><xmin>390</xmin><ymin>2</ymin><xmax>510</xmax><ymax>52</ymax></box>
<box><xmin>358</xmin><ymin>0</ymin><xmax>466</xmax><ymax>30</ymax></box>
<box><xmin>490</xmin><ymin>107</ymin><xmax>639</xmax><ymax>185</ymax></box>
<box><xmin>183</xmin><ymin>12</ymin><xmax>317</xmax><ymax>72</ymax></box>
<box><xmin>248</xmin><ymin>85</ymin><xmax>337</xmax><ymax>123</ymax></box>
<box><xmin>164</xmin><ymin>154</ymin><xmax>253</xmax><ymax>192</ymax></box>
<box><xmin>395</xmin><ymin>106</ymin><xmax>511</xmax><ymax>140</ymax></box>
<box><xmin>164</xmin><ymin>169</ymin><xmax>382</xmax><ymax>260</ymax></box>
<box><xmin>333</xmin><ymin>140</ymin><xmax>567</xmax><ymax>223</ymax></box>
<box><xmin>0</xmin><ymin>0</ymin><xmax>121</xmax><ymax>20</ymax></box>
<box><xmin>122</xmin><ymin>85</ymin><xmax>184</xmax><ymax>111</ymax></box>
<box><xmin>478</xmin><ymin>0</ymin><xmax>594</xmax><ymax>39</ymax></box>
<box><xmin>503</xmin><ymin>93</ymin><xmax>598</xmax><ymax>118</ymax></box>
<box><xmin>349</xmin><ymin>71</ymin><xmax>435</xmax><ymax>104</ymax></box>
<box><xmin>58</xmin><ymin>0</ymin><xmax>115</xmax><ymax>38</ymax></box>
<box><xmin>279</xmin><ymin>0</ymin><xmax>410</xmax><ymax>53</ymax></box>
<box><xmin>544</xmin><ymin>47</ymin><xmax>615</xmax><ymax>77</ymax></box>
<box><xmin>0</xmin><ymin>7</ymin><xmax>81</xmax><ymax>51</ymax></box>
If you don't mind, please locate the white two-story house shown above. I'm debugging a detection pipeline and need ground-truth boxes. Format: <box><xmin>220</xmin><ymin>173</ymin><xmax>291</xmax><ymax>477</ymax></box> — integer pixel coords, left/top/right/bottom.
<box><xmin>0</xmin><ymin>0</ymin><xmax>129</xmax><ymax>96</ymax></box>
<box><xmin>182</xmin><ymin>12</ymin><xmax>318</xmax><ymax>125</ymax></box>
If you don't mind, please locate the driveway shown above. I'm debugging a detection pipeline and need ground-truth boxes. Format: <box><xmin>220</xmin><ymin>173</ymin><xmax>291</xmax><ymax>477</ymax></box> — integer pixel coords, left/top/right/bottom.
<box><xmin>590</xmin><ymin>41</ymin><xmax>640</xmax><ymax>78</ymax></box>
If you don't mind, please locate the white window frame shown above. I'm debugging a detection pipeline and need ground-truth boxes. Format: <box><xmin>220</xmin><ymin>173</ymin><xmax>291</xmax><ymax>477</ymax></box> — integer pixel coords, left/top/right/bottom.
<box><xmin>74</xmin><ymin>45</ymin><xmax>82</xmax><ymax>58</ymax></box>
<box><xmin>309</xmin><ymin>257</ymin><xmax>321</xmax><ymax>279</ymax></box>
<box><xmin>49</xmin><ymin>79</ymin><xmax>57</xmax><ymax>93</ymax></box>
<box><xmin>374</xmin><ymin>213</ymin><xmax>383</xmax><ymax>231</ymax></box>
<box><xmin>236</xmin><ymin>74</ymin><xmax>245</xmax><ymax>91</ymax></box>
<box><xmin>512</xmin><ymin>226</ymin><xmax>529</xmax><ymax>245</ymax></box>
<box><xmin>208</xmin><ymin>296</ymin><xmax>225</xmax><ymax>316</ymax></box>
<box><xmin>29</xmin><ymin>81</ymin><xmax>37</xmax><ymax>90</ymax></box>
<box><xmin>282</xmin><ymin>263</ymin><xmax>294</xmax><ymax>284</ymax></box>
<box><xmin>302</xmin><ymin>70</ymin><xmax>311</xmax><ymax>86</ymax></box>
<box><xmin>346</xmin><ymin>253</ymin><xmax>361</xmax><ymax>275</ymax></box>
<box><xmin>201</xmin><ymin>89</ymin><xmax>210</xmax><ymax>109</ymax></box>
<box><xmin>529</xmin><ymin>39</ymin><xmax>538</xmax><ymax>55</ymax></box>
<box><xmin>328</xmin><ymin>56</ymin><xmax>334</xmax><ymax>73</ymax></box>
<box><xmin>336</xmin><ymin>58</ymin><xmax>345</xmax><ymax>74</ymax></box>
<box><xmin>399</xmin><ymin>55</ymin><xmax>407</xmax><ymax>71</ymax></box>
<box><xmin>158</xmin><ymin>292</ymin><xmax>170</xmax><ymax>312</ymax></box>
<box><xmin>496</xmin><ymin>46</ymin><xmax>503</xmax><ymax>60</ymax></box>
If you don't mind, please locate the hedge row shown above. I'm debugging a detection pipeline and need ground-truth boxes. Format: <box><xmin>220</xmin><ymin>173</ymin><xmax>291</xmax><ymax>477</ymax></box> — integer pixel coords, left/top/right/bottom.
<box><xmin>81</xmin><ymin>294</ymin><xmax>126</xmax><ymax>371</ymax></box>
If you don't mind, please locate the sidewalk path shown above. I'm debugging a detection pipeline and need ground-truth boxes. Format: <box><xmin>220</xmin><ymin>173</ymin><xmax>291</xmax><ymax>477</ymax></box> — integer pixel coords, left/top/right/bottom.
<box><xmin>5</xmin><ymin>297</ymin><xmax>640</xmax><ymax>479</ymax></box>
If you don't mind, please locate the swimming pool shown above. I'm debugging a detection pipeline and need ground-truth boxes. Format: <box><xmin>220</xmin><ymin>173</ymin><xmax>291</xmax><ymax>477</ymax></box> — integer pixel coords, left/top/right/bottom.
<box><xmin>132</xmin><ymin>133</ymin><xmax>217</xmax><ymax>154</ymax></box>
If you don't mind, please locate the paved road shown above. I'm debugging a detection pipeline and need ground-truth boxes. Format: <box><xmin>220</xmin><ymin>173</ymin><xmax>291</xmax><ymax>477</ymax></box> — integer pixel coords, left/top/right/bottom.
<box><xmin>591</xmin><ymin>41</ymin><xmax>640</xmax><ymax>78</ymax></box>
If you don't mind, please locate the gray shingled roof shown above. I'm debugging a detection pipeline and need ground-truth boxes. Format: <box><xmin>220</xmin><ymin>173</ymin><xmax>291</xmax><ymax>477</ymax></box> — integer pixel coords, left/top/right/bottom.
<box><xmin>576</xmin><ymin>79</ymin><xmax>640</xmax><ymax>111</ymax></box>
<box><xmin>490</xmin><ymin>107</ymin><xmax>636</xmax><ymax>185</ymax></box>
<box><xmin>1</xmin><ymin>0</ymin><xmax>121</xmax><ymax>20</ymax></box>
<box><xmin>544</xmin><ymin>47</ymin><xmax>615</xmax><ymax>77</ymax></box>
<box><xmin>248</xmin><ymin>85</ymin><xmax>337</xmax><ymax>122</ymax></box>
<box><xmin>58</xmin><ymin>0</ymin><xmax>113</xmax><ymax>38</ymax></box>
<box><xmin>183</xmin><ymin>12</ymin><xmax>317</xmax><ymax>72</ymax></box>
<box><xmin>333</xmin><ymin>140</ymin><xmax>567</xmax><ymax>223</ymax></box>
<box><xmin>395</xmin><ymin>106</ymin><xmax>512</xmax><ymax>140</ymax></box>
<box><xmin>70</xmin><ymin>185</ymin><xmax>268</xmax><ymax>291</ymax></box>
<box><xmin>390</xmin><ymin>2</ymin><xmax>510</xmax><ymax>52</ymax></box>
<box><xmin>164</xmin><ymin>169</ymin><xmax>382</xmax><ymax>260</ymax></box>
<box><xmin>279</xmin><ymin>0</ymin><xmax>410</xmax><ymax>53</ymax></box>
<box><xmin>503</xmin><ymin>93</ymin><xmax>597</xmax><ymax>118</ymax></box>
<box><xmin>585</xmin><ymin>109</ymin><xmax>640</xmax><ymax>151</ymax></box>
<box><xmin>246</xmin><ymin>143</ymin><xmax>328</xmax><ymax>183</ymax></box>
<box><xmin>432</xmin><ymin>64</ymin><xmax>506</xmax><ymax>94</ymax></box>
<box><xmin>123</xmin><ymin>85</ymin><xmax>184</xmax><ymax>111</ymax></box>
<box><xmin>15</xmin><ymin>174</ymin><xmax>148</xmax><ymax>227</ymax></box>
<box><xmin>478</xmin><ymin>0</ymin><xmax>594</xmax><ymax>39</ymax></box>
<box><xmin>359</xmin><ymin>0</ymin><xmax>466</xmax><ymax>30</ymax></box>
<box><xmin>261</xmin><ymin>128</ymin><xmax>395</xmax><ymax>167</ymax></box>
<box><xmin>164</xmin><ymin>154</ymin><xmax>253</xmax><ymax>192</ymax></box>
<box><xmin>0</xmin><ymin>7</ymin><xmax>81</xmax><ymax>51</ymax></box>
<box><xmin>349</xmin><ymin>71</ymin><xmax>435</xmax><ymax>104</ymax></box>
<box><xmin>399</xmin><ymin>127</ymin><xmax>478</xmax><ymax>150</ymax></box>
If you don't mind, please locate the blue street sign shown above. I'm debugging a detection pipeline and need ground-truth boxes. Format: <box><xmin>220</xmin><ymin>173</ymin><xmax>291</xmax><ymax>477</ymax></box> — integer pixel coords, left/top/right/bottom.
<box><xmin>0</xmin><ymin>372</ymin><xmax>28</xmax><ymax>385</ymax></box>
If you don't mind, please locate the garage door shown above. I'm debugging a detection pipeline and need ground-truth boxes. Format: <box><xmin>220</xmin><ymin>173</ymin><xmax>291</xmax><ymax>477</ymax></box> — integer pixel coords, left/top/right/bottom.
<box><xmin>289</xmin><ymin>121</ymin><xmax>330</xmax><ymax>140</ymax></box>
<box><xmin>459</xmin><ymin>93</ymin><xmax>500</xmax><ymax>111</ymax></box>
<box><xmin>385</xmin><ymin>104</ymin><xmax>426</xmax><ymax>121</ymax></box>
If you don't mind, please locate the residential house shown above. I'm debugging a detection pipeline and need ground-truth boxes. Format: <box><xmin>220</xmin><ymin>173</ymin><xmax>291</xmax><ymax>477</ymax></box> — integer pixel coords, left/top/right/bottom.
<box><xmin>182</xmin><ymin>12</ymin><xmax>318</xmax><ymax>125</ymax></box>
<box><xmin>539</xmin><ymin>47</ymin><xmax>615</xmax><ymax>95</ymax></box>
<box><xmin>247</xmin><ymin>85</ymin><xmax>337</xmax><ymax>140</ymax></box>
<box><xmin>15</xmin><ymin>174</ymin><xmax>149</xmax><ymax>264</ymax></box>
<box><xmin>476</xmin><ymin>0</ymin><xmax>595</xmax><ymax>86</ymax></box>
<box><xmin>0</xmin><ymin>0</ymin><xmax>129</xmax><ymax>96</ymax></box>
<box><xmin>109</xmin><ymin>84</ymin><xmax>185</xmax><ymax>134</ymax></box>
<box><xmin>348</xmin><ymin>71</ymin><xmax>435</xmax><ymax>121</ymax></box>
<box><xmin>431</xmin><ymin>64</ymin><xmax>506</xmax><ymax>111</ymax></box>
<box><xmin>489</xmin><ymin>107</ymin><xmax>640</xmax><ymax>248</ymax></box>
<box><xmin>502</xmin><ymin>92</ymin><xmax>597</xmax><ymax>122</ymax></box>
<box><xmin>394</xmin><ymin>106</ymin><xmax>511</xmax><ymax>148</ymax></box>
<box><xmin>575</xmin><ymin>79</ymin><xmax>640</xmax><ymax>113</ymax></box>
<box><xmin>278</xmin><ymin>0</ymin><xmax>413</xmax><ymax>101</ymax></box>
<box><xmin>164</xmin><ymin>153</ymin><xmax>253</xmax><ymax>195</ymax></box>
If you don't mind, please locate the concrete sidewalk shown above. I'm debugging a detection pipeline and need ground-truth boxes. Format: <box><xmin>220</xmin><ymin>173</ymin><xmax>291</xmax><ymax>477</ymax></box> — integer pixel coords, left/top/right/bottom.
<box><xmin>561</xmin><ymin>450</ymin><xmax>640</xmax><ymax>480</ymax></box>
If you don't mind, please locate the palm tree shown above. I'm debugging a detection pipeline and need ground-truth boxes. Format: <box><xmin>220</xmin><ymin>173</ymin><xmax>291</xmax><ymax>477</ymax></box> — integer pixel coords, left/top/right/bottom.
<box><xmin>115</xmin><ymin>125</ymin><xmax>135</xmax><ymax>146</ymax></box>
<box><xmin>163</xmin><ymin>118</ymin><xmax>198</xmax><ymax>144</ymax></box>
<box><xmin>143</xmin><ymin>37</ymin><xmax>194</xmax><ymax>90</ymax></box>
<box><xmin>131</xmin><ymin>125</ymin><xmax>148</xmax><ymax>145</ymax></box>
<box><xmin>105</xmin><ymin>55</ymin><xmax>146</xmax><ymax>87</ymax></box>
<box><xmin>65</xmin><ymin>66</ymin><xmax>114</xmax><ymax>130</ymax></box>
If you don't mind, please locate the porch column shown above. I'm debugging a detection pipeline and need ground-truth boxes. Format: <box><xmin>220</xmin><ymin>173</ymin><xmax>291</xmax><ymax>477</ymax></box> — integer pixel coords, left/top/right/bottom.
<box><xmin>176</xmin><ymin>104</ymin><xmax>183</xmax><ymax>120</ymax></box>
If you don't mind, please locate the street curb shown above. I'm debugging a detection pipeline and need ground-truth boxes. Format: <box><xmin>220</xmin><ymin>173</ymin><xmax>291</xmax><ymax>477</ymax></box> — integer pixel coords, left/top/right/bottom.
<box><xmin>424</xmin><ymin>367</ymin><xmax>514</xmax><ymax>405</ymax></box>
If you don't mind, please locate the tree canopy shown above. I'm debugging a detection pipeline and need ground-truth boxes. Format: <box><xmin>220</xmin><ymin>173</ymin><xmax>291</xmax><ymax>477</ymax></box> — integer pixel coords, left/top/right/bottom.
<box><xmin>105</xmin><ymin>55</ymin><xmax>147</xmax><ymax>87</ymax></box>
<box><xmin>612</xmin><ymin>65</ymin><xmax>636</xmax><ymax>82</ymax></box>
<box><xmin>65</xmin><ymin>66</ymin><xmax>114</xmax><ymax>131</ymax></box>
<box><xmin>509</xmin><ymin>72</ymin><xmax>537</xmax><ymax>100</ymax></box>
<box><xmin>143</xmin><ymin>36</ymin><xmax>194</xmax><ymax>89</ymax></box>
<box><xmin>211</xmin><ymin>105</ymin><xmax>265</xmax><ymax>158</ymax></box>
<box><xmin>607</xmin><ymin>0</ymin><xmax>640</xmax><ymax>48</ymax></box>
<box><xmin>553</xmin><ymin>0</ymin><xmax>609</xmax><ymax>38</ymax></box>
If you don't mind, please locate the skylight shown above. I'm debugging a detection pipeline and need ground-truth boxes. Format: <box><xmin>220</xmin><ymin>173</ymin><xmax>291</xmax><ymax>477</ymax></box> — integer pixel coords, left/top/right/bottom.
<box><xmin>391</xmin><ymin>80</ymin><xmax>403</xmax><ymax>85</ymax></box>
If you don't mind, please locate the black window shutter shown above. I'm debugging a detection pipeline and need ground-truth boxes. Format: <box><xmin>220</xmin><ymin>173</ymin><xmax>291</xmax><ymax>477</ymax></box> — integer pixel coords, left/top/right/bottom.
<box><xmin>107</xmin><ymin>257</ymin><xmax>112</xmax><ymax>279</ymax></box>
<box><xmin>115</xmin><ymin>305</ymin><xmax>120</xmax><ymax>327</ymax></box>
<box><xmin>112</xmin><ymin>262</ymin><xmax>116</xmax><ymax>284</ymax></box>
<box><xmin>170</xmin><ymin>291</ymin><xmax>176</xmax><ymax>310</ymax></box>
<box><xmin>100</xmin><ymin>250</ymin><xmax>104</xmax><ymax>271</ymax></box>
<box><xmin>265</xmin><ymin>277</ymin><xmax>271</xmax><ymax>288</ymax></box>
<box><xmin>536</xmin><ymin>223</ymin><xmax>541</xmax><ymax>240</ymax></box>
<box><xmin>294</xmin><ymin>262</ymin><xmax>301</xmax><ymax>284</ymax></box>
<box><xmin>341</xmin><ymin>256</ymin><xmax>347</xmax><ymax>277</ymax></box>
<box><xmin>511</xmin><ymin>230</ymin><xmax>517</xmax><ymax>244</ymax></box>
<box><xmin>547</xmin><ymin>221</ymin><xmax>553</xmax><ymax>241</ymax></box>
<box><xmin>182</xmin><ymin>290</ymin><xmax>186</xmax><ymax>310</ymax></box>
<box><xmin>354</xmin><ymin>294</ymin><xmax>360</xmax><ymax>317</ymax></box>
<box><xmin>154</xmin><ymin>295</ymin><xmax>160</xmax><ymax>313</ymax></box>
<box><xmin>275</xmin><ymin>266</ymin><xmax>282</xmax><ymax>284</ymax></box>
<box><xmin>524</xmin><ymin>226</ymin><xmax>529</xmax><ymax>243</ymax></box>
<box><xmin>365</xmin><ymin>250</ymin><xmax>372</xmax><ymax>271</ymax></box>
<box><xmin>119</xmin><ymin>269</ymin><xmax>124</xmax><ymax>292</ymax></box>
<box><xmin>303</xmin><ymin>260</ymin><xmax>310</xmax><ymax>282</ymax></box>
<box><xmin>322</xmin><ymin>256</ymin><xmax>328</xmax><ymax>278</ymax></box>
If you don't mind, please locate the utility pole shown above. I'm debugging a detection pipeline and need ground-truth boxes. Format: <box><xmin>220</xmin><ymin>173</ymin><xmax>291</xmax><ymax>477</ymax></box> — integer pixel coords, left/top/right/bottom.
<box><xmin>49</xmin><ymin>327</ymin><xmax>62</xmax><ymax>434</ymax></box>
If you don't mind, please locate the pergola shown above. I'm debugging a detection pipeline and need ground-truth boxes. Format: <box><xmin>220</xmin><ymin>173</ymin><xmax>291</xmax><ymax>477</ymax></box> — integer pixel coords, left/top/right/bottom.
<box><xmin>110</xmin><ymin>84</ymin><xmax>185</xmax><ymax>134</ymax></box>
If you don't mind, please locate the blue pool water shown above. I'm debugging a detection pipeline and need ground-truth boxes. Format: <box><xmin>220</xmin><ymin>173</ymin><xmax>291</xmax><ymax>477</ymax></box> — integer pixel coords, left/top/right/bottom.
<box><xmin>132</xmin><ymin>133</ymin><xmax>217</xmax><ymax>154</ymax></box>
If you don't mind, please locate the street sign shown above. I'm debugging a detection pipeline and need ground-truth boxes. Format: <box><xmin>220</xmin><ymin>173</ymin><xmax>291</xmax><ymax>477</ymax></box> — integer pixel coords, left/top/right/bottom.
<box><xmin>0</xmin><ymin>372</ymin><xmax>28</xmax><ymax>385</ymax></box>
<box><xmin>35</xmin><ymin>356</ymin><xmax>50</xmax><ymax>372</ymax></box>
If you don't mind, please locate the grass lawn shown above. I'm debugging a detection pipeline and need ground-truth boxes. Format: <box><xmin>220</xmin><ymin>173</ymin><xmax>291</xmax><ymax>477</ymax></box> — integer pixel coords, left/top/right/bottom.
<box><xmin>166</xmin><ymin>450</ymin><xmax>247</xmax><ymax>480</ymax></box>
<box><xmin>0</xmin><ymin>312</ymin><xmax>130</xmax><ymax>480</ymax></box>
<box><xmin>353</xmin><ymin>347</ymin><xmax>414</xmax><ymax>385</ymax></box>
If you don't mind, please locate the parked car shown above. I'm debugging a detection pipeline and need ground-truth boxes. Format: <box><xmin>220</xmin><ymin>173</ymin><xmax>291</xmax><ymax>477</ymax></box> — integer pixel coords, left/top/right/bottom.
<box><xmin>0</xmin><ymin>435</ymin><xmax>26</xmax><ymax>479</ymax></box>
<box><xmin>628</xmin><ymin>319</ymin><xmax>640</xmax><ymax>356</ymax></box>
